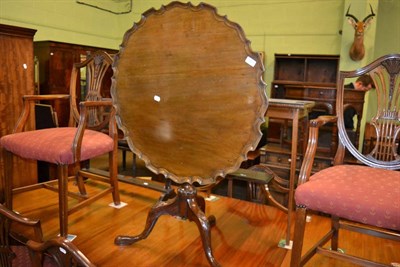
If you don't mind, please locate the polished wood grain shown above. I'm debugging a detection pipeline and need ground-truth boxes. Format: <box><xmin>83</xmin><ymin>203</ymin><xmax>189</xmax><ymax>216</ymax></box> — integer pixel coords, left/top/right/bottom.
<box><xmin>0</xmin><ymin>24</ymin><xmax>37</xmax><ymax>187</ymax></box>
<box><xmin>112</xmin><ymin>2</ymin><xmax>267</xmax><ymax>185</ymax></box>
<box><xmin>10</xmin><ymin>172</ymin><xmax>400</xmax><ymax>267</ymax></box>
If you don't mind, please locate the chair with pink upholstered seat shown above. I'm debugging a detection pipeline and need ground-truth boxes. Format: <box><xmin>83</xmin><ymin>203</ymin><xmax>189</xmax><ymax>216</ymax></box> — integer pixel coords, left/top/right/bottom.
<box><xmin>291</xmin><ymin>54</ymin><xmax>400</xmax><ymax>266</ymax></box>
<box><xmin>0</xmin><ymin>50</ymin><xmax>122</xmax><ymax>238</ymax></box>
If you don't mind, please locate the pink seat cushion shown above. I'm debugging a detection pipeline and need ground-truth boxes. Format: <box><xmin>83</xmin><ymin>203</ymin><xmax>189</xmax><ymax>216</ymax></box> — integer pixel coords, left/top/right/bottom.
<box><xmin>0</xmin><ymin>127</ymin><xmax>114</xmax><ymax>165</ymax></box>
<box><xmin>295</xmin><ymin>165</ymin><xmax>400</xmax><ymax>231</ymax></box>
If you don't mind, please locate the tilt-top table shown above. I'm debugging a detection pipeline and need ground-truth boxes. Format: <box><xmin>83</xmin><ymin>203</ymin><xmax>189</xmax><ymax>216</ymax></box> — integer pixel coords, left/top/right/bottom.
<box><xmin>111</xmin><ymin>2</ymin><xmax>268</xmax><ymax>266</ymax></box>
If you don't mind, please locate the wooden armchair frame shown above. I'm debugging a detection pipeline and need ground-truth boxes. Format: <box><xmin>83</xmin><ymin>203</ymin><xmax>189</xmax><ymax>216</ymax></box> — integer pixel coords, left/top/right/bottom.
<box><xmin>291</xmin><ymin>54</ymin><xmax>400</xmax><ymax>266</ymax></box>
<box><xmin>0</xmin><ymin>50</ymin><xmax>122</xmax><ymax>238</ymax></box>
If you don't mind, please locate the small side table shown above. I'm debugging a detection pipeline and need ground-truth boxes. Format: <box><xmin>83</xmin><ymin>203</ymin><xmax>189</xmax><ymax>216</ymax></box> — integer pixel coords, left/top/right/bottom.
<box><xmin>226</xmin><ymin>167</ymin><xmax>275</xmax><ymax>199</ymax></box>
<box><xmin>266</xmin><ymin>98</ymin><xmax>315</xmax><ymax>248</ymax></box>
<box><xmin>118</xmin><ymin>139</ymin><xmax>136</xmax><ymax>176</ymax></box>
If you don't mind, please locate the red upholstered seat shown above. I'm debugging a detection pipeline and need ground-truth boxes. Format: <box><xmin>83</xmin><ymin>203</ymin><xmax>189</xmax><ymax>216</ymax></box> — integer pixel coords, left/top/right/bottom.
<box><xmin>1</xmin><ymin>127</ymin><xmax>114</xmax><ymax>165</ymax></box>
<box><xmin>295</xmin><ymin>165</ymin><xmax>400</xmax><ymax>231</ymax></box>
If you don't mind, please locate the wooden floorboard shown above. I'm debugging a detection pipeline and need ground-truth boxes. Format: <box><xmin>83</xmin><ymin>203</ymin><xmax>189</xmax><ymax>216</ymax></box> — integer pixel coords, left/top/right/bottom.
<box><xmin>13</xmin><ymin>180</ymin><xmax>289</xmax><ymax>266</ymax></box>
<box><xmin>9</xmin><ymin>154</ymin><xmax>400</xmax><ymax>266</ymax></box>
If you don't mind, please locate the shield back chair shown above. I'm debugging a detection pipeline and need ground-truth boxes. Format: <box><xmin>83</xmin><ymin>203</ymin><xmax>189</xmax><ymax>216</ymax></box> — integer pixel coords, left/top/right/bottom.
<box><xmin>0</xmin><ymin>50</ymin><xmax>122</xmax><ymax>238</ymax></box>
<box><xmin>0</xmin><ymin>203</ymin><xmax>95</xmax><ymax>267</ymax></box>
<box><xmin>291</xmin><ymin>53</ymin><xmax>400</xmax><ymax>266</ymax></box>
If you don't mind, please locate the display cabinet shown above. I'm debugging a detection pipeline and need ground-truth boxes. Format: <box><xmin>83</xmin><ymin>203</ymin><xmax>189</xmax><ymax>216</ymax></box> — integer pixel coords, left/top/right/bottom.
<box><xmin>272</xmin><ymin>53</ymin><xmax>340</xmax><ymax>119</ymax></box>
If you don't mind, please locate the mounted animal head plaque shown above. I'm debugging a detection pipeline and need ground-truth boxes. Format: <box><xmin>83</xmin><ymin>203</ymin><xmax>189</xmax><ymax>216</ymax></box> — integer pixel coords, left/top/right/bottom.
<box><xmin>346</xmin><ymin>4</ymin><xmax>375</xmax><ymax>61</ymax></box>
<box><xmin>112</xmin><ymin>2</ymin><xmax>268</xmax><ymax>185</ymax></box>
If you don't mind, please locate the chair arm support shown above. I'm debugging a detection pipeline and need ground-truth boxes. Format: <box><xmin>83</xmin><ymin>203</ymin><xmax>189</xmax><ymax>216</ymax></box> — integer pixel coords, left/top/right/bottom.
<box><xmin>14</xmin><ymin>94</ymin><xmax>70</xmax><ymax>133</ymax></box>
<box><xmin>72</xmin><ymin>100</ymin><xmax>116</xmax><ymax>163</ymax></box>
<box><xmin>297</xmin><ymin>115</ymin><xmax>337</xmax><ymax>185</ymax></box>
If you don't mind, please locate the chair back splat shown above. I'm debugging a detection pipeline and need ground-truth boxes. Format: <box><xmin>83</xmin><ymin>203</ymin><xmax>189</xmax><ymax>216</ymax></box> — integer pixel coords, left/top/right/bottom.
<box><xmin>69</xmin><ymin>51</ymin><xmax>113</xmax><ymax>130</ymax></box>
<box><xmin>291</xmin><ymin>54</ymin><xmax>400</xmax><ymax>267</ymax></box>
<box><xmin>336</xmin><ymin>54</ymin><xmax>400</xmax><ymax>168</ymax></box>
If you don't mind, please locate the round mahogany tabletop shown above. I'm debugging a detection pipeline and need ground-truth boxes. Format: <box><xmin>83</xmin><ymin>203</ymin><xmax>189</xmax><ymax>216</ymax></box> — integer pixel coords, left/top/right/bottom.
<box><xmin>112</xmin><ymin>2</ymin><xmax>267</xmax><ymax>185</ymax></box>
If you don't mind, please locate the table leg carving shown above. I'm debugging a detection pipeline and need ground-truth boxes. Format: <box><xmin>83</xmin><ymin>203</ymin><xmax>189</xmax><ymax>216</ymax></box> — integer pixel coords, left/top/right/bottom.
<box><xmin>114</xmin><ymin>183</ymin><xmax>220</xmax><ymax>267</ymax></box>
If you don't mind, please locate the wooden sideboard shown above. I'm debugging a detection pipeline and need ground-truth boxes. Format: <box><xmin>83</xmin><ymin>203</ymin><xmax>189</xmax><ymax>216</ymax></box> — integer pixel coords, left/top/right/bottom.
<box><xmin>34</xmin><ymin>41</ymin><xmax>117</xmax><ymax>126</ymax></box>
<box><xmin>271</xmin><ymin>53</ymin><xmax>339</xmax><ymax>115</ymax></box>
<box><xmin>0</xmin><ymin>24</ymin><xmax>37</xmax><ymax>187</ymax></box>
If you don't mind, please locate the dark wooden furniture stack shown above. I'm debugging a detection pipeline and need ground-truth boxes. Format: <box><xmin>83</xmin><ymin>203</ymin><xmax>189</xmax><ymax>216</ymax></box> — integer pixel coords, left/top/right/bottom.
<box><xmin>261</xmin><ymin>54</ymin><xmax>366</xmax><ymax>179</ymax></box>
<box><xmin>0</xmin><ymin>24</ymin><xmax>37</xmax><ymax>188</ymax></box>
<box><xmin>34</xmin><ymin>41</ymin><xmax>117</xmax><ymax>126</ymax></box>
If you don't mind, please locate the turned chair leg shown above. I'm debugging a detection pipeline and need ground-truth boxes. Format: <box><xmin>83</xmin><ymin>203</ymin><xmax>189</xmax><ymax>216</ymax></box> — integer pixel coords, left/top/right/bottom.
<box><xmin>2</xmin><ymin>150</ymin><xmax>14</xmax><ymax>209</ymax></box>
<box><xmin>331</xmin><ymin>216</ymin><xmax>340</xmax><ymax>251</ymax></box>
<box><xmin>57</xmin><ymin>165</ymin><xmax>69</xmax><ymax>238</ymax></box>
<box><xmin>73</xmin><ymin>162</ymin><xmax>87</xmax><ymax>197</ymax></box>
<box><xmin>109</xmin><ymin>150</ymin><xmax>121</xmax><ymax>205</ymax></box>
<box><xmin>291</xmin><ymin>206</ymin><xmax>307</xmax><ymax>267</ymax></box>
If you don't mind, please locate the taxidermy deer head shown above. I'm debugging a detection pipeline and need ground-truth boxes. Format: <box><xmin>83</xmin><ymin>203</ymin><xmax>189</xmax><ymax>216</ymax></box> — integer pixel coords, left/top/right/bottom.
<box><xmin>346</xmin><ymin>4</ymin><xmax>375</xmax><ymax>61</ymax></box>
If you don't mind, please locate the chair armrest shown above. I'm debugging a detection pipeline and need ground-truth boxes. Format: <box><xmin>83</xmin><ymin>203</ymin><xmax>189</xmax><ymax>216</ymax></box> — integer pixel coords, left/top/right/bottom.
<box><xmin>14</xmin><ymin>94</ymin><xmax>70</xmax><ymax>133</ymax></box>
<box><xmin>0</xmin><ymin>203</ymin><xmax>40</xmax><ymax>227</ymax></box>
<box><xmin>79</xmin><ymin>100</ymin><xmax>112</xmax><ymax>107</ymax></box>
<box><xmin>297</xmin><ymin>115</ymin><xmax>337</xmax><ymax>185</ymax></box>
<box><xmin>22</xmin><ymin>94</ymin><xmax>70</xmax><ymax>101</ymax></box>
<box><xmin>0</xmin><ymin>203</ymin><xmax>44</xmax><ymax>242</ymax></box>
<box><xmin>78</xmin><ymin>100</ymin><xmax>113</xmax><ymax>131</ymax></box>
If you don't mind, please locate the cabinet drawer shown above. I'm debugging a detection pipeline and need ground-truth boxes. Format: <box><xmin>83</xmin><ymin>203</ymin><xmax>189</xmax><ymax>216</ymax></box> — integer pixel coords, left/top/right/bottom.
<box><xmin>284</xmin><ymin>86</ymin><xmax>336</xmax><ymax>101</ymax></box>
<box><xmin>261</xmin><ymin>150</ymin><xmax>301</xmax><ymax>169</ymax></box>
<box><xmin>306</xmin><ymin>88</ymin><xmax>335</xmax><ymax>99</ymax></box>
<box><xmin>285</xmin><ymin>87</ymin><xmax>306</xmax><ymax>98</ymax></box>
